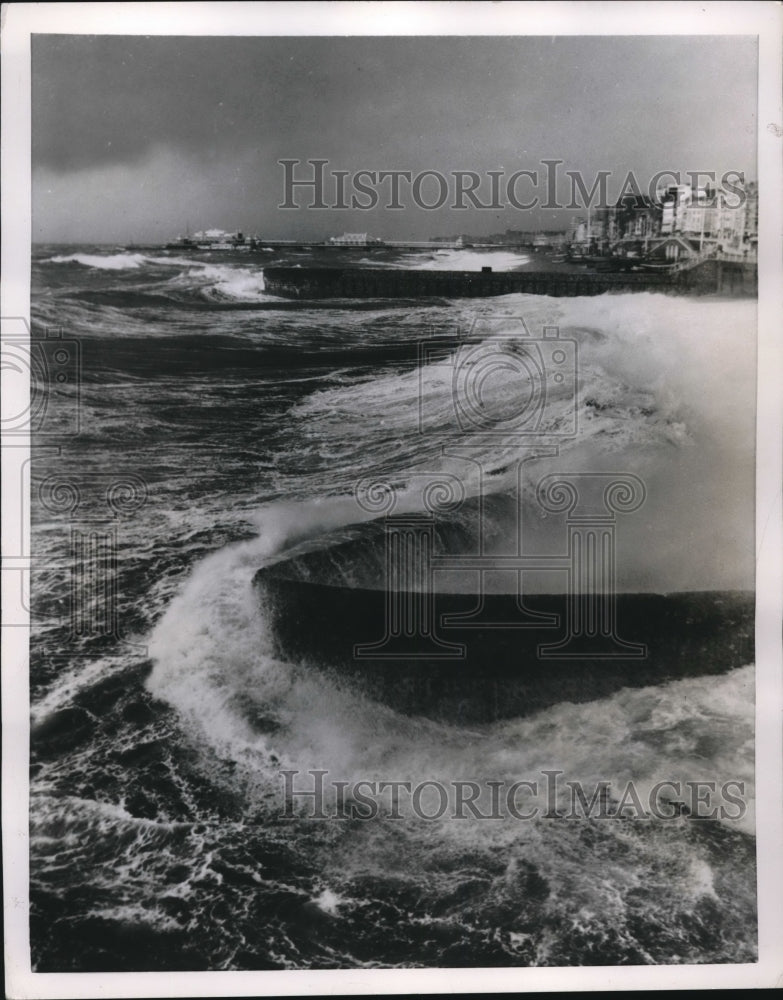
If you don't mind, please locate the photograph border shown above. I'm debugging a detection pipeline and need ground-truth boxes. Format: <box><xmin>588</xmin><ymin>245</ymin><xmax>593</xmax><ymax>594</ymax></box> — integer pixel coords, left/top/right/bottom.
<box><xmin>3</xmin><ymin>2</ymin><xmax>782</xmax><ymax>995</ymax></box>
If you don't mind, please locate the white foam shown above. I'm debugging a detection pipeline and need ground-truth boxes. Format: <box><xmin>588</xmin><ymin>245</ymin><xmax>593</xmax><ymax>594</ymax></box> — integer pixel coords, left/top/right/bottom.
<box><xmin>198</xmin><ymin>265</ymin><xmax>269</xmax><ymax>301</ymax></box>
<box><xmin>288</xmin><ymin>293</ymin><xmax>756</xmax><ymax>592</ymax></box>
<box><xmin>312</xmin><ymin>888</ymin><xmax>343</xmax><ymax>916</ymax></box>
<box><xmin>48</xmin><ymin>252</ymin><xmax>148</xmax><ymax>270</ymax></box>
<box><xmin>144</xmin><ymin>292</ymin><xmax>756</xmax><ymax>863</ymax></box>
<box><xmin>147</xmin><ymin>492</ymin><xmax>755</xmax><ymax>835</ymax></box>
<box><xmin>390</xmin><ymin>249</ymin><xmax>530</xmax><ymax>271</ymax></box>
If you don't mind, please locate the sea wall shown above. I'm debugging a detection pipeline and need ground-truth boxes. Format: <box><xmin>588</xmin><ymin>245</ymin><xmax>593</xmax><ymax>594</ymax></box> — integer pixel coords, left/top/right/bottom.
<box><xmin>263</xmin><ymin>262</ymin><xmax>757</xmax><ymax>299</ymax></box>
<box><xmin>256</xmin><ymin>574</ymin><xmax>754</xmax><ymax>724</ymax></box>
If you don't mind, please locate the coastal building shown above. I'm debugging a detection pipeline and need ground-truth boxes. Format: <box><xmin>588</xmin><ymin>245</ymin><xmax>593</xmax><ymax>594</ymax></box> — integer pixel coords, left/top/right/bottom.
<box><xmin>166</xmin><ymin>228</ymin><xmax>248</xmax><ymax>250</ymax></box>
<box><xmin>659</xmin><ymin>185</ymin><xmax>696</xmax><ymax>235</ymax></box>
<box><xmin>715</xmin><ymin>195</ymin><xmax>746</xmax><ymax>254</ymax></box>
<box><xmin>328</xmin><ymin>233</ymin><xmax>383</xmax><ymax>246</ymax></box>
<box><xmin>679</xmin><ymin>204</ymin><xmax>720</xmax><ymax>242</ymax></box>
<box><xmin>568</xmin><ymin>199</ymin><xmax>658</xmax><ymax>258</ymax></box>
<box><xmin>357</xmin><ymin>178</ymin><xmax>757</xmax><ymax>261</ymax></box>
<box><xmin>616</xmin><ymin>194</ymin><xmax>662</xmax><ymax>241</ymax></box>
<box><xmin>193</xmin><ymin>229</ymin><xmax>242</xmax><ymax>241</ymax></box>
<box><xmin>190</xmin><ymin>229</ymin><xmax>247</xmax><ymax>248</ymax></box>
<box><xmin>657</xmin><ymin>183</ymin><xmax>748</xmax><ymax>250</ymax></box>
<box><xmin>667</xmin><ymin>184</ymin><xmax>753</xmax><ymax>257</ymax></box>
<box><xmin>566</xmin><ymin>180</ymin><xmax>756</xmax><ymax>263</ymax></box>
<box><xmin>742</xmin><ymin>181</ymin><xmax>759</xmax><ymax>256</ymax></box>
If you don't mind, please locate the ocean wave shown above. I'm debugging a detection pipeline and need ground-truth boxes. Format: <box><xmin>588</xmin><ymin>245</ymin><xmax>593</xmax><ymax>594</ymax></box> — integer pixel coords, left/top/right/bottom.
<box><xmin>278</xmin><ymin>293</ymin><xmax>754</xmax><ymax>593</ymax></box>
<box><xmin>48</xmin><ymin>252</ymin><xmax>150</xmax><ymax>270</ymax></box>
<box><xmin>145</xmin><ymin>492</ymin><xmax>755</xmax><ymax>829</ymax></box>
<box><xmin>134</xmin><ymin>260</ymin><xmax>278</xmax><ymax>304</ymax></box>
<box><xmin>188</xmin><ymin>264</ymin><xmax>272</xmax><ymax>302</ymax></box>
<box><xmin>45</xmin><ymin>252</ymin><xmax>277</xmax><ymax>304</ymax></box>
<box><xmin>142</xmin><ymin>289</ymin><xmax>756</xmax><ymax>831</ymax></box>
<box><xmin>27</xmin><ymin>272</ymin><xmax>758</xmax><ymax>968</ymax></box>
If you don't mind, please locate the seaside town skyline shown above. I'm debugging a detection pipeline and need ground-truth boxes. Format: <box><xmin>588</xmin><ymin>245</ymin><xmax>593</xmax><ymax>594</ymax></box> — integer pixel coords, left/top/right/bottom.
<box><xmin>128</xmin><ymin>177</ymin><xmax>759</xmax><ymax>285</ymax></box>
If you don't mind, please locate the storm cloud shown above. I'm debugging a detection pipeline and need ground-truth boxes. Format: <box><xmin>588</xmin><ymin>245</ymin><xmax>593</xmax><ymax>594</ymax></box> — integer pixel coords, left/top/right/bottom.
<box><xmin>32</xmin><ymin>34</ymin><xmax>758</xmax><ymax>243</ymax></box>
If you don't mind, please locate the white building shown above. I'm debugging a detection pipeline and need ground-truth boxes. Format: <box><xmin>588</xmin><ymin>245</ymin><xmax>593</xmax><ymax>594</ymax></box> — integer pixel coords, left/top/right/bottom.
<box><xmin>329</xmin><ymin>233</ymin><xmax>377</xmax><ymax>246</ymax></box>
<box><xmin>658</xmin><ymin>183</ymin><xmax>751</xmax><ymax>254</ymax></box>
<box><xmin>191</xmin><ymin>229</ymin><xmax>246</xmax><ymax>246</ymax></box>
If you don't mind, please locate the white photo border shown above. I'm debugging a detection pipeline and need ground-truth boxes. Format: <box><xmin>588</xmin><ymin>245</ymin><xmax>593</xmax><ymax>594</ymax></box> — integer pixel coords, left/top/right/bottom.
<box><xmin>3</xmin><ymin>2</ymin><xmax>782</xmax><ymax>995</ymax></box>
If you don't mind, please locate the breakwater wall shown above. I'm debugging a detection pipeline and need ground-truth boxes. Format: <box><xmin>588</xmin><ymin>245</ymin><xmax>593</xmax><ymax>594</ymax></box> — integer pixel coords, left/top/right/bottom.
<box><xmin>257</xmin><ymin>575</ymin><xmax>754</xmax><ymax>723</ymax></box>
<box><xmin>263</xmin><ymin>260</ymin><xmax>757</xmax><ymax>299</ymax></box>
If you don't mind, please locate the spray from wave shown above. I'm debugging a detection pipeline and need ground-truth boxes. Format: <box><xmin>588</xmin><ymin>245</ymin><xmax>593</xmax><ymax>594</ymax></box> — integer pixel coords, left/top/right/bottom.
<box><xmin>146</xmin><ymin>493</ymin><xmax>755</xmax><ymax>833</ymax></box>
<box><xmin>171</xmin><ymin>263</ymin><xmax>272</xmax><ymax>302</ymax></box>
<box><xmin>48</xmin><ymin>254</ymin><xmax>280</xmax><ymax>307</ymax></box>
<box><xmin>377</xmin><ymin>249</ymin><xmax>531</xmax><ymax>271</ymax></box>
<box><xmin>49</xmin><ymin>252</ymin><xmax>150</xmax><ymax>270</ymax></box>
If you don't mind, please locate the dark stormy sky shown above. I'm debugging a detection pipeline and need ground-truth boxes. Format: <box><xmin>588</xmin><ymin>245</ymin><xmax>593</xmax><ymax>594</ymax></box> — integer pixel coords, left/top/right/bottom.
<box><xmin>32</xmin><ymin>34</ymin><xmax>758</xmax><ymax>243</ymax></box>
